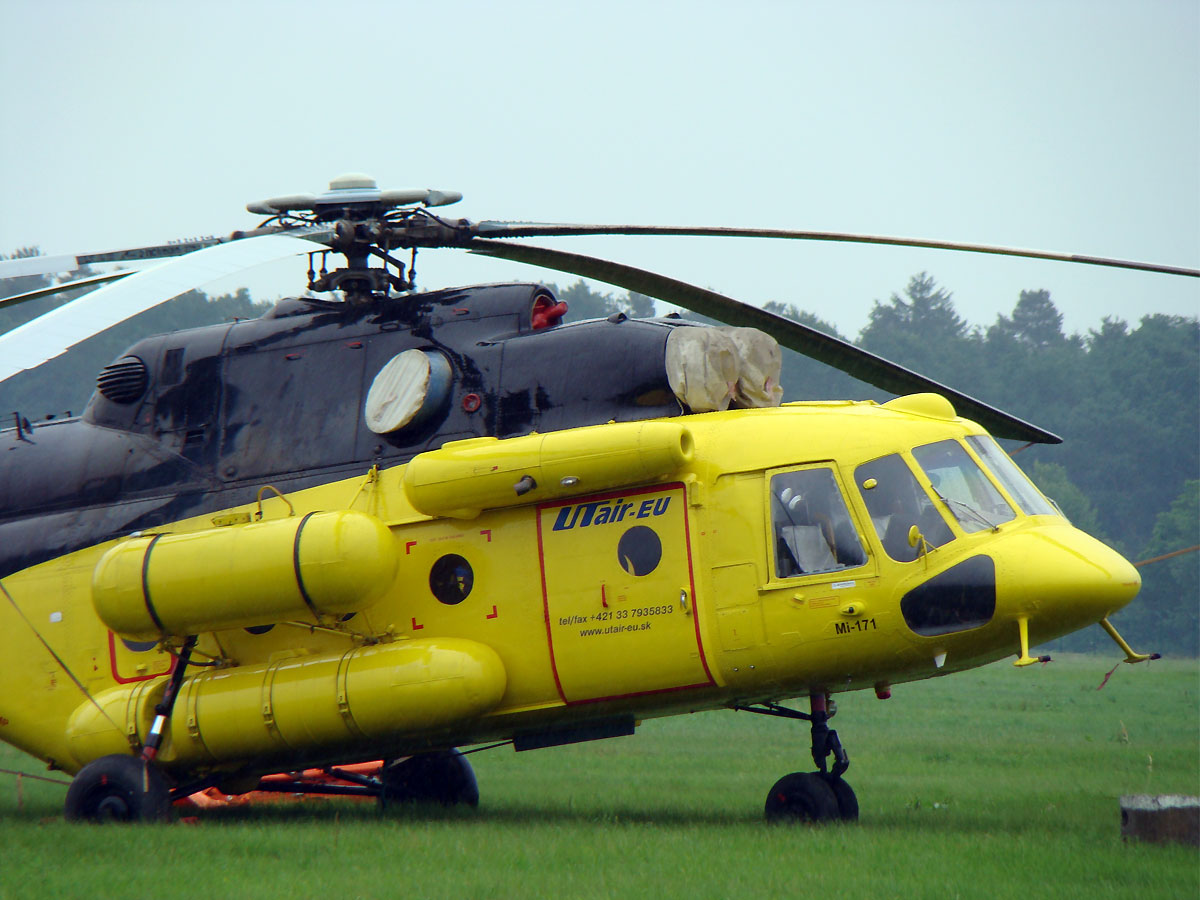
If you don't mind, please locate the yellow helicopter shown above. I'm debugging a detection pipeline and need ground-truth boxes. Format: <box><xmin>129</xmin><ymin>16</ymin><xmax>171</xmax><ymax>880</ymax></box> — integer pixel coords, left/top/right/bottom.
<box><xmin>0</xmin><ymin>175</ymin><xmax>1190</xmax><ymax>823</ymax></box>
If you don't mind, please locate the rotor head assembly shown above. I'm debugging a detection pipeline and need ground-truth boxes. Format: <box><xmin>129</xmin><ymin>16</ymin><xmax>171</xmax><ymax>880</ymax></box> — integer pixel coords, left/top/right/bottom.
<box><xmin>243</xmin><ymin>174</ymin><xmax>472</xmax><ymax>301</ymax></box>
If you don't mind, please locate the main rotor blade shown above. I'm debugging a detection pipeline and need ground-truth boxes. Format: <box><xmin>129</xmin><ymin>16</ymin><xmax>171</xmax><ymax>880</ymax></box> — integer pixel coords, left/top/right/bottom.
<box><xmin>0</xmin><ymin>225</ymin><xmax>334</xmax><ymax>282</ymax></box>
<box><xmin>472</xmin><ymin>223</ymin><xmax>1199</xmax><ymax>279</ymax></box>
<box><xmin>0</xmin><ymin>234</ymin><xmax>330</xmax><ymax>384</ymax></box>
<box><xmin>0</xmin><ymin>238</ymin><xmax>227</xmax><ymax>280</ymax></box>
<box><xmin>0</xmin><ymin>270</ymin><xmax>136</xmax><ymax>309</ymax></box>
<box><xmin>468</xmin><ymin>238</ymin><xmax>1062</xmax><ymax>444</ymax></box>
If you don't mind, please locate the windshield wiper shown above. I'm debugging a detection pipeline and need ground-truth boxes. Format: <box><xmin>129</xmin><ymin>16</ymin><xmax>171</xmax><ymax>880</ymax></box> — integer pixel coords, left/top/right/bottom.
<box><xmin>935</xmin><ymin>492</ymin><xmax>1000</xmax><ymax>532</ymax></box>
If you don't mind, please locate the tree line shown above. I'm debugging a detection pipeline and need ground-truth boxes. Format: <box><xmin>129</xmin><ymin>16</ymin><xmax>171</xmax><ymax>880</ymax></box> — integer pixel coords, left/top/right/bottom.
<box><xmin>2</xmin><ymin>257</ymin><xmax>1196</xmax><ymax>655</ymax></box>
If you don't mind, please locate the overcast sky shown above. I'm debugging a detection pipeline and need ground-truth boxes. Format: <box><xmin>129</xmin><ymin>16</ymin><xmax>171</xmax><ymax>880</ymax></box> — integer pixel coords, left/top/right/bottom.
<box><xmin>1</xmin><ymin>0</ymin><xmax>1196</xmax><ymax>339</ymax></box>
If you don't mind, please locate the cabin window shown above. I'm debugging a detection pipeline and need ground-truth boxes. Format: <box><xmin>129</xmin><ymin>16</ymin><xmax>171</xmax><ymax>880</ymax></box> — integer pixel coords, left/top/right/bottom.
<box><xmin>770</xmin><ymin>467</ymin><xmax>867</xmax><ymax>578</ymax></box>
<box><xmin>856</xmin><ymin>454</ymin><xmax>955</xmax><ymax>562</ymax></box>
<box><xmin>913</xmin><ymin>440</ymin><xmax>1015</xmax><ymax>532</ymax></box>
<box><xmin>965</xmin><ymin>435</ymin><xmax>1059</xmax><ymax>517</ymax></box>
<box><xmin>430</xmin><ymin>554</ymin><xmax>474</xmax><ymax>605</ymax></box>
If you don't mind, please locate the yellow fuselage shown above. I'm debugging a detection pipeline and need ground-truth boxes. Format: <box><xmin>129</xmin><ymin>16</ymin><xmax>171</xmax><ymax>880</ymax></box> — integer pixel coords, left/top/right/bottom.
<box><xmin>0</xmin><ymin>399</ymin><xmax>1140</xmax><ymax>780</ymax></box>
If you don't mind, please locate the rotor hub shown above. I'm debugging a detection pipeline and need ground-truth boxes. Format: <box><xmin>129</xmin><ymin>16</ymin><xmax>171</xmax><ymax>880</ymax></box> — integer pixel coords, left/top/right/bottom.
<box><xmin>246</xmin><ymin>174</ymin><xmax>463</xmax><ymax>220</ymax></box>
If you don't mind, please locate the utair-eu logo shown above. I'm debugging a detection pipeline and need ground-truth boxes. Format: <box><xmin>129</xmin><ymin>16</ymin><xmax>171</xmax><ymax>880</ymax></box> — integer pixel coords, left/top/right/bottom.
<box><xmin>551</xmin><ymin>495</ymin><xmax>671</xmax><ymax>531</ymax></box>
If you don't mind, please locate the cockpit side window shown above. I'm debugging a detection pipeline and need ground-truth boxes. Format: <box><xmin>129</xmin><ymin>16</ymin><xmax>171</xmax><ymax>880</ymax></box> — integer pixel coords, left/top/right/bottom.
<box><xmin>856</xmin><ymin>454</ymin><xmax>955</xmax><ymax>562</ymax></box>
<box><xmin>771</xmin><ymin>467</ymin><xmax>867</xmax><ymax>578</ymax></box>
<box><xmin>913</xmin><ymin>440</ymin><xmax>1015</xmax><ymax>532</ymax></box>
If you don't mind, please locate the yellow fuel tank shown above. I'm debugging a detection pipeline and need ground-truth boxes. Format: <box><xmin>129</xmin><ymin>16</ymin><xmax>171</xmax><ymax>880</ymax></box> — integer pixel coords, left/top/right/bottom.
<box><xmin>92</xmin><ymin>510</ymin><xmax>398</xmax><ymax>640</ymax></box>
<box><xmin>404</xmin><ymin>420</ymin><xmax>694</xmax><ymax>518</ymax></box>
<box><xmin>65</xmin><ymin>638</ymin><xmax>506</xmax><ymax>771</ymax></box>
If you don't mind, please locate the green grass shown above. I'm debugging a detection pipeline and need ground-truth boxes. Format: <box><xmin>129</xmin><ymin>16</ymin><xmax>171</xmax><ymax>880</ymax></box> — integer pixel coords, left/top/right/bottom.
<box><xmin>1</xmin><ymin>655</ymin><xmax>1196</xmax><ymax>899</ymax></box>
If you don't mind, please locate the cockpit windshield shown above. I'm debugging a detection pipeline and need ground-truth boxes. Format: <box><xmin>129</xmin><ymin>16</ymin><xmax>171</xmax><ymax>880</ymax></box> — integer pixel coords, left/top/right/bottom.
<box><xmin>965</xmin><ymin>435</ymin><xmax>1059</xmax><ymax>517</ymax></box>
<box><xmin>913</xmin><ymin>440</ymin><xmax>1015</xmax><ymax>532</ymax></box>
<box><xmin>855</xmin><ymin>454</ymin><xmax>954</xmax><ymax>562</ymax></box>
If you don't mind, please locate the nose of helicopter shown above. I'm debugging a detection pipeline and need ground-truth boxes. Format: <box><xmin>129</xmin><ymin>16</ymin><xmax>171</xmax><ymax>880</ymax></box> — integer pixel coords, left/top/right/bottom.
<box><xmin>998</xmin><ymin>523</ymin><xmax>1141</xmax><ymax>639</ymax></box>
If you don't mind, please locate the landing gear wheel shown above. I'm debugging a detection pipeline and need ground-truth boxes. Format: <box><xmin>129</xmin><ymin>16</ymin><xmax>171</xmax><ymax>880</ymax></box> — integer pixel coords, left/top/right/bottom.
<box><xmin>379</xmin><ymin>749</ymin><xmax>478</xmax><ymax>808</ymax></box>
<box><xmin>819</xmin><ymin>773</ymin><xmax>859</xmax><ymax>821</ymax></box>
<box><xmin>64</xmin><ymin>754</ymin><xmax>171</xmax><ymax>823</ymax></box>
<box><xmin>764</xmin><ymin>772</ymin><xmax>839</xmax><ymax>824</ymax></box>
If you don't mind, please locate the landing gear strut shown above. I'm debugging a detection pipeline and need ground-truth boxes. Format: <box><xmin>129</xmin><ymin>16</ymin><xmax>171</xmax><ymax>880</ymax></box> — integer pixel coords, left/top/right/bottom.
<box><xmin>65</xmin><ymin>637</ymin><xmax>197</xmax><ymax>823</ymax></box>
<box><xmin>737</xmin><ymin>694</ymin><xmax>858</xmax><ymax>823</ymax></box>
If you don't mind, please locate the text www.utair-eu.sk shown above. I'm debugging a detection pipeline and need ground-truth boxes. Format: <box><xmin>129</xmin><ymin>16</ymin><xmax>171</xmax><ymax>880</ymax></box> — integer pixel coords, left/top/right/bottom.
<box><xmin>577</xmin><ymin>621</ymin><xmax>653</xmax><ymax>637</ymax></box>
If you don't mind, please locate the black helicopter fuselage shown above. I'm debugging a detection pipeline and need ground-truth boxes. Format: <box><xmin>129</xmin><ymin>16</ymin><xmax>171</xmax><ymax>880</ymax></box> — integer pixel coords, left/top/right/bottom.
<box><xmin>0</xmin><ymin>283</ymin><xmax>685</xmax><ymax>579</ymax></box>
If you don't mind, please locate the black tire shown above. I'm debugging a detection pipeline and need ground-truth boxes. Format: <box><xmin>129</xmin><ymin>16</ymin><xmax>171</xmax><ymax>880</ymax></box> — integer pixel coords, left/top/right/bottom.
<box><xmin>64</xmin><ymin>754</ymin><xmax>171</xmax><ymax>823</ymax></box>
<box><xmin>379</xmin><ymin>749</ymin><xmax>478</xmax><ymax>808</ymax></box>
<box><xmin>764</xmin><ymin>771</ymin><xmax>839</xmax><ymax>824</ymax></box>
<box><xmin>820</xmin><ymin>773</ymin><xmax>859</xmax><ymax>821</ymax></box>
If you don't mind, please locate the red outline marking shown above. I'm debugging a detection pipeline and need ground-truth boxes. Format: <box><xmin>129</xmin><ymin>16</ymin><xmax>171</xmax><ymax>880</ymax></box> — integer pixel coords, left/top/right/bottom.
<box><xmin>486</xmin><ymin>605</ymin><xmax>498</xmax><ymax>619</ymax></box>
<box><xmin>411</xmin><ymin>617</ymin><xmax>424</xmax><ymax>630</ymax></box>
<box><xmin>405</xmin><ymin>541</ymin><xmax>417</xmax><ymax>555</ymax></box>
<box><xmin>536</xmin><ymin>482</ymin><xmax>715</xmax><ymax>705</ymax></box>
<box><xmin>107</xmin><ymin>632</ymin><xmax>175</xmax><ymax>684</ymax></box>
<box><xmin>480</xmin><ymin>530</ymin><xmax>492</xmax><ymax>542</ymax></box>
<box><xmin>680</xmin><ymin>486</ymin><xmax>716</xmax><ymax>686</ymax></box>
<box><xmin>536</xmin><ymin>503</ymin><xmax>568</xmax><ymax>702</ymax></box>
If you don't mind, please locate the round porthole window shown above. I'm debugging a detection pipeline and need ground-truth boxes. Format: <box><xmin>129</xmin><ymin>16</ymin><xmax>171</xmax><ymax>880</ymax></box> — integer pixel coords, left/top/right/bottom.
<box><xmin>617</xmin><ymin>526</ymin><xmax>662</xmax><ymax>576</ymax></box>
<box><xmin>430</xmin><ymin>554</ymin><xmax>474</xmax><ymax>605</ymax></box>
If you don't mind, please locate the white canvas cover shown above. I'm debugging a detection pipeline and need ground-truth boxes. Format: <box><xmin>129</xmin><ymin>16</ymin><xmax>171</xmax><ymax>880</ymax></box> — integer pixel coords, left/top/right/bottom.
<box><xmin>665</xmin><ymin>325</ymin><xmax>784</xmax><ymax>412</ymax></box>
<box><xmin>364</xmin><ymin>349</ymin><xmax>434</xmax><ymax>433</ymax></box>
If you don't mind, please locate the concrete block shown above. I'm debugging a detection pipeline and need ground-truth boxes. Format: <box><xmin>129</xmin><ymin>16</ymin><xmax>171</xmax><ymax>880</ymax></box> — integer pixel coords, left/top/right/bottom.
<box><xmin>1120</xmin><ymin>794</ymin><xmax>1200</xmax><ymax>846</ymax></box>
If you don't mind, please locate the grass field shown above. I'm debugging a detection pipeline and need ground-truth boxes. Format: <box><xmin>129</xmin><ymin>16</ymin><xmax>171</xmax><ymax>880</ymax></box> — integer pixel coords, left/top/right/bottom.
<box><xmin>1</xmin><ymin>654</ymin><xmax>1196</xmax><ymax>900</ymax></box>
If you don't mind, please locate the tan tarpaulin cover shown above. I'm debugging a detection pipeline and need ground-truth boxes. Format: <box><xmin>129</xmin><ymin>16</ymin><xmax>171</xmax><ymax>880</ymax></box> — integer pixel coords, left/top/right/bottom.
<box><xmin>665</xmin><ymin>326</ymin><xmax>783</xmax><ymax>412</ymax></box>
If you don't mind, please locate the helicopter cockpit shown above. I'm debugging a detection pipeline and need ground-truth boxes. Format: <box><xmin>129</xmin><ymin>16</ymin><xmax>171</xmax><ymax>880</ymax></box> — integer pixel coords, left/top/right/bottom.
<box><xmin>764</xmin><ymin>431</ymin><xmax>1075</xmax><ymax>645</ymax></box>
<box><xmin>853</xmin><ymin>434</ymin><xmax>1062</xmax><ymax>565</ymax></box>
<box><xmin>769</xmin><ymin>432</ymin><xmax>1066</xmax><ymax>589</ymax></box>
